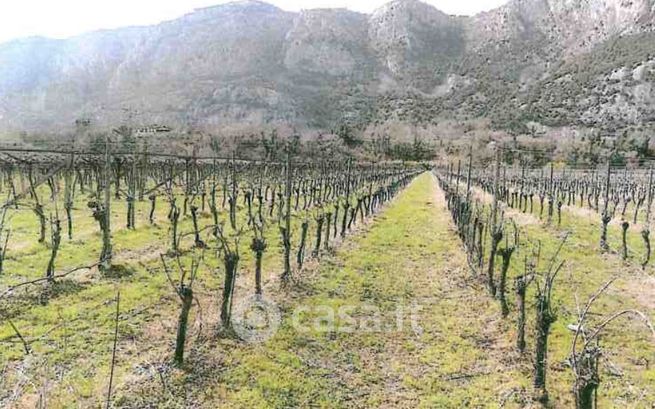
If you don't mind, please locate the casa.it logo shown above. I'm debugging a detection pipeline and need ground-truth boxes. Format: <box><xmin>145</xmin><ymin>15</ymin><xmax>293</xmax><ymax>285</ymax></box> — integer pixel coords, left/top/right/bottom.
<box><xmin>232</xmin><ymin>295</ymin><xmax>281</xmax><ymax>344</ymax></box>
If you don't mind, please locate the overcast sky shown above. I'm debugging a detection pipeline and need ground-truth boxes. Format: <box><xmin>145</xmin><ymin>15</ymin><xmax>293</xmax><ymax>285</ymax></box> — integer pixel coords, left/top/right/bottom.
<box><xmin>0</xmin><ymin>0</ymin><xmax>507</xmax><ymax>44</ymax></box>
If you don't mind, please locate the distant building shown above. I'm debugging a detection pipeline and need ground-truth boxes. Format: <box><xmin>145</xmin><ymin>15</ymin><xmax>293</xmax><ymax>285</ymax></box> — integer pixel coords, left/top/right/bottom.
<box><xmin>134</xmin><ymin>125</ymin><xmax>172</xmax><ymax>137</ymax></box>
<box><xmin>75</xmin><ymin>118</ymin><xmax>91</xmax><ymax>128</ymax></box>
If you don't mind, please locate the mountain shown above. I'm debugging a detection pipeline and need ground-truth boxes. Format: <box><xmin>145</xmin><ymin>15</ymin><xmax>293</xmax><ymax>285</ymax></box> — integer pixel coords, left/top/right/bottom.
<box><xmin>0</xmin><ymin>0</ymin><xmax>654</xmax><ymax>137</ymax></box>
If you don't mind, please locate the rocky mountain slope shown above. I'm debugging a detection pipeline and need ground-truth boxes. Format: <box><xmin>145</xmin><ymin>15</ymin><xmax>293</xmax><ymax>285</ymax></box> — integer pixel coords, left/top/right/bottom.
<box><xmin>0</xmin><ymin>0</ymin><xmax>654</xmax><ymax>136</ymax></box>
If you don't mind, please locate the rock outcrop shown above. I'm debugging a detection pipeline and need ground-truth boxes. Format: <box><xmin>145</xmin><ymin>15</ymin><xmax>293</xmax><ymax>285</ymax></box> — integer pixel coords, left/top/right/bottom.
<box><xmin>0</xmin><ymin>0</ymin><xmax>653</xmax><ymax>135</ymax></box>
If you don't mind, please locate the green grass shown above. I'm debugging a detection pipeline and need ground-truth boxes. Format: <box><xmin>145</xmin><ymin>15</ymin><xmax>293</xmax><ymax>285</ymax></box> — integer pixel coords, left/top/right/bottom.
<box><xmin>500</xmin><ymin>200</ymin><xmax>655</xmax><ymax>407</ymax></box>
<box><xmin>0</xmin><ymin>182</ymin><xmax>309</xmax><ymax>407</ymax></box>
<box><xmin>468</xmin><ymin>183</ymin><xmax>655</xmax><ymax>407</ymax></box>
<box><xmin>1</xmin><ymin>174</ymin><xmax>654</xmax><ymax>407</ymax></box>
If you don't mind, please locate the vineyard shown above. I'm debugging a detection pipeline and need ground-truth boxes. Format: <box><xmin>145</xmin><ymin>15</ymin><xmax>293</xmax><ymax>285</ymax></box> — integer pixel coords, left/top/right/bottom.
<box><xmin>0</xmin><ymin>143</ymin><xmax>654</xmax><ymax>408</ymax></box>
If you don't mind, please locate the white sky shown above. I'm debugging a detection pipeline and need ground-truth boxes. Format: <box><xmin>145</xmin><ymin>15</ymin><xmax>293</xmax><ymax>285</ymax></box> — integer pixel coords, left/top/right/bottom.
<box><xmin>0</xmin><ymin>0</ymin><xmax>508</xmax><ymax>44</ymax></box>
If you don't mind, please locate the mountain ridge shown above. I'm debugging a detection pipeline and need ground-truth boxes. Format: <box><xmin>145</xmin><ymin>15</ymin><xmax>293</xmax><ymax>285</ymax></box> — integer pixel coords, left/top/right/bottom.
<box><xmin>0</xmin><ymin>0</ymin><xmax>654</xmax><ymax>137</ymax></box>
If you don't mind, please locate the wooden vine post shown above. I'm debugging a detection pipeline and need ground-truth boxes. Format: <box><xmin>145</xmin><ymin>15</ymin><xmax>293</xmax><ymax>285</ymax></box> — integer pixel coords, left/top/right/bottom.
<box><xmin>600</xmin><ymin>160</ymin><xmax>611</xmax><ymax>253</ymax></box>
<box><xmin>465</xmin><ymin>146</ymin><xmax>472</xmax><ymax>202</ymax></box>
<box><xmin>341</xmin><ymin>159</ymin><xmax>352</xmax><ymax>238</ymax></box>
<box><xmin>642</xmin><ymin>167</ymin><xmax>653</xmax><ymax>268</ymax></box>
<box><xmin>64</xmin><ymin>151</ymin><xmax>76</xmax><ymax>240</ymax></box>
<box><xmin>101</xmin><ymin>134</ymin><xmax>113</xmax><ymax>272</ymax></box>
<box><xmin>547</xmin><ymin>162</ymin><xmax>554</xmax><ymax>224</ymax></box>
<box><xmin>487</xmin><ymin>146</ymin><xmax>502</xmax><ymax>296</ymax></box>
<box><xmin>281</xmin><ymin>151</ymin><xmax>292</xmax><ymax>283</ymax></box>
<box><xmin>454</xmin><ymin>159</ymin><xmax>461</xmax><ymax>197</ymax></box>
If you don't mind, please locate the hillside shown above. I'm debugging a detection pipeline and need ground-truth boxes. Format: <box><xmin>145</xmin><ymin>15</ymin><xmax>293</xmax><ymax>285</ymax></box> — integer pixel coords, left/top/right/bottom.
<box><xmin>0</xmin><ymin>0</ymin><xmax>654</xmax><ymax>136</ymax></box>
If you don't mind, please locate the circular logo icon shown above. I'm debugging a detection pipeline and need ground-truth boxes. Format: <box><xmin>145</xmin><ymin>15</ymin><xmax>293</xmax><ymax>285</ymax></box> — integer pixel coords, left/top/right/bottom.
<box><xmin>232</xmin><ymin>295</ymin><xmax>281</xmax><ymax>343</ymax></box>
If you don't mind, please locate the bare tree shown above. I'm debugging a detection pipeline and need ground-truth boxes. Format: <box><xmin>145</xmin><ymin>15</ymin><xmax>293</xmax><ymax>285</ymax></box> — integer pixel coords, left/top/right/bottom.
<box><xmin>569</xmin><ymin>279</ymin><xmax>655</xmax><ymax>409</ymax></box>
<box><xmin>161</xmin><ymin>251</ymin><xmax>203</xmax><ymax>366</ymax></box>
<box><xmin>45</xmin><ymin>214</ymin><xmax>62</xmax><ymax>282</ymax></box>
<box><xmin>533</xmin><ymin>235</ymin><xmax>567</xmax><ymax>403</ymax></box>
<box><xmin>215</xmin><ymin>224</ymin><xmax>242</xmax><ymax>331</ymax></box>
<box><xmin>250</xmin><ymin>221</ymin><xmax>267</xmax><ymax>296</ymax></box>
<box><xmin>0</xmin><ymin>205</ymin><xmax>11</xmax><ymax>275</ymax></box>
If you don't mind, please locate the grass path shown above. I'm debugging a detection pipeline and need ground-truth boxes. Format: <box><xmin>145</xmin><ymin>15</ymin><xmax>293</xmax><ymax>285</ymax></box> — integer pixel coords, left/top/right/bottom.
<box><xmin>119</xmin><ymin>173</ymin><xmax>531</xmax><ymax>408</ymax></box>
